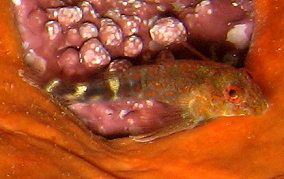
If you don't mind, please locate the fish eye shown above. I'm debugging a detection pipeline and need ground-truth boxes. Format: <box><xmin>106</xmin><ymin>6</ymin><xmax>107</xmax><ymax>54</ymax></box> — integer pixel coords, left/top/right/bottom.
<box><xmin>223</xmin><ymin>84</ymin><xmax>242</xmax><ymax>103</ymax></box>
<box><xmin>228</xmin><ymin>89</ymin><xmax>237</xmax><ymax>98</ymax></box>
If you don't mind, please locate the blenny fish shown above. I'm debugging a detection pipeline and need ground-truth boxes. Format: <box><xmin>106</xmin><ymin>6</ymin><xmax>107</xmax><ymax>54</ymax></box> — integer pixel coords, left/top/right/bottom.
<box><xmin>46</xmin><ymin>60</ymin><xmax>268</xmax><ymax>142</ymax></box>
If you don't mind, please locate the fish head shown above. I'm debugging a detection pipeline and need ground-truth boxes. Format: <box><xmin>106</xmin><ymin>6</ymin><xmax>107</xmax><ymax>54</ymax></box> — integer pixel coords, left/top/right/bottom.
<box><xmin>214</xmin><ymin>69</ymin><xmax>268</xmax><ymax>116</ymax></box>
<box><xmin>180</xmin><ymin>68</ymin><xmax>268</xmax><ymax>119</ymax></box>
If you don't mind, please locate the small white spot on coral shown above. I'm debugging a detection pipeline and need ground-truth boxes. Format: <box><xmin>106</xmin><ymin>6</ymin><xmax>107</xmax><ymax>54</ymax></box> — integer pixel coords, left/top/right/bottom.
<box><xmin>93</xmin><ymin>57</ymin><xmax>103</xmax><ymax>64</ymax></box>
<box><xmin>100</xmin><ymin>18</ymin><xmax>123</xmax><ymax>46</ymax></box>
<box><xmin>58</xmin><ymin>7</ymin><xmax>83</xmax><ymax>26</ymax></box>
<box><xmin>12</xmin><ymin>0</ymin><xmax>21</xmax><ymax>6</ymax></box>
<box><xmin>108</xmin><ymin>59</ymin><xmax>132</xmax><ymax>72</ymax></box>
<box><xmin>150</xmin><ymin>17</ymin><xmax>187</xmax><ymax>46</ymax></box>
<box><xmin>133</xmin><ymin>103</ymin><xmax>139</xmax><ymax>108</ymax></box>
<box><xmin>195</xmin><ymin>0</ymin><xmax>211</xmax><ymax>14</ymax></box>
<box><xmin>25</xmin><ymin>49</ymin><xmax>47</xmax><ymax>74</ymax></box>
<box><xmin>119</xmin><ymin>110</ymin><xmax>128</xmax><ymax>119</ymax></box>
<box><xmin>98</xmin><ymin>126</ymin><xmax>106</xmax><ymax>133</ymax></box>
<box><xmin>199</xmin><ymin>0</ymin><xmax>211</xmax><ymax>6</ymax></box>
<box><xmin>133</xmin><ymin>16</ymin><xmax>141</xmax><ymax>22</ymax></box>
<box><xmin>132</xmin><ymin>1</ymin><xmax>142</xmax><ymax>8</ymax></box>
<box><xmin>46</xmin><ymin>8</ymin><xmax>59</xmax><ymax>19</ymax></box>
<box><xmin>120</xmin><ymin>1</ymin><xmax>128</xmax><ymax>6</ymax></box>
<box><xmin>94</xmin><ymin>47</ymin><xmax>101</xmax><ymax>52</ymax></box>
<box><xmin>105</xmin><ymin>109</ymin><xmax>114</xmax><ymax>115</ymax></box>
<box><xmin>79</xmin><ymin>1</ymin><xmax>99</xmax><ymax>19</ymax></box>
<box><xmin>226</xmin><ymin>24</ymin><xmax>249</xmax><ymax>49</ymax></box>
<box><xmin>22</xmin><ymin>41</ymin><xmax>29</xmax><ymax>49</ymax></box>
<box><xmin>123</xmin><ymin>35</ymin><xmax>143</xmax><ymax>57</ymax></box>
<box><xmin>171</xmin><ymin>1</ymin><xmax>186</xmax><ymax>12</ymax></box>
<box><xmin>146</xmin><ymin>100</ymin><xmax>154</xmax><ymax>107</ymax></box>
<box><xmin>127</xmin><ymin>118</ymin><xmax>135</xmax><ymax>125</ymax></box>
<box><xmin>104</xmin><ymin>9</ymin><xmax>121</xmax><ymax>19</ymax></box>
<box><xmin>126</xmin><ymin>21</ymin><xmax>132</xmax><ymax>26</ymax></box>
<box><xmin>45</xmin><ymin>21</ymin><xmax>62</xmax><ymax>40</ymax></box>
<box><xmin>133</xmin><ymin>103</ymin><xmax>144</xmax><ymax>109</ymax></box>
<box><xmin>231</xmin><ymin>2</ymin><xmax>239</xmax><ymax>7</ymax></box>
<box><xmin>157</xmin><ymin>5</ymin><xmax>166</xmax><ymax>12</ymax></box>
<box><xmin>81</xmin><ymin>38</ymin><xmax>111</xmax><ymax>68</ymax></box>
<box><xmin>142</xmin><ymin>20</ymin><xmax>148</xmax><ymax>26</ymax></box>
<box><xmin>79</xmin><ymin>22</ymin><xmax>98</xmax><ymax>39</ymax></box>
<box><xmin>207</xmin><ymin>9</ymin><xmax>213</xmax><ymax>14</ymax></box>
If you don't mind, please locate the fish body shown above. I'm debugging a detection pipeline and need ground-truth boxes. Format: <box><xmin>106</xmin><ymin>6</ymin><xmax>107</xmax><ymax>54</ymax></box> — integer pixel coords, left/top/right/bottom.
<box><xmin>46</xmin><ymin>60</ymin><xmax>268</xmax><ymax>142</ymax></box>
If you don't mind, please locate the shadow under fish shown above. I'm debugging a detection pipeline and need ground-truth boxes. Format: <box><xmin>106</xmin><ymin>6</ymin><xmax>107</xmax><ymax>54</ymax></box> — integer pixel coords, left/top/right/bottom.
<box><xmin>45</xmin><ymin>60</ymin><xmax>268</xmax><ymax>142</ymax></box>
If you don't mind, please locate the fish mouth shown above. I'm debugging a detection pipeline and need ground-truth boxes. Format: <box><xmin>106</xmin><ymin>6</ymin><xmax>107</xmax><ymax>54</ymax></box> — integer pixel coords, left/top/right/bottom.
<box><xmin>11</xmin><ymin>0</ymin><xmax>255</xmax><ymax>138</ymax></box>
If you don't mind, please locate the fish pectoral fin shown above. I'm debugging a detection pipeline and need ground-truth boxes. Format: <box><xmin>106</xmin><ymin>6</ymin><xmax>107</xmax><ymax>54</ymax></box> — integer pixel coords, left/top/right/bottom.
<box><xmin>129</xmin><ymin>118</ymin><xmax>201</xmax><ymax>142</ymax></box>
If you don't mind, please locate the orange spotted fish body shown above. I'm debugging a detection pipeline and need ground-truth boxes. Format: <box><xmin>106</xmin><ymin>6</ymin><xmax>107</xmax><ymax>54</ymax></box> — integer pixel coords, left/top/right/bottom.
<box><xmin>46</xmin><ymin>60</ymin><xmax>268</xmax><ymax>142</ymax></box>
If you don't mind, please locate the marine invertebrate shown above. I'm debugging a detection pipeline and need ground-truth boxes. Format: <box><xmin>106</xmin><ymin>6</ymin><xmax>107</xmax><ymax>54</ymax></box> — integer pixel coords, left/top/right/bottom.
<box><xmin>13</xmin><ymin>0</ymin><xmax>253</xmax><ymax>81</ymax></box>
